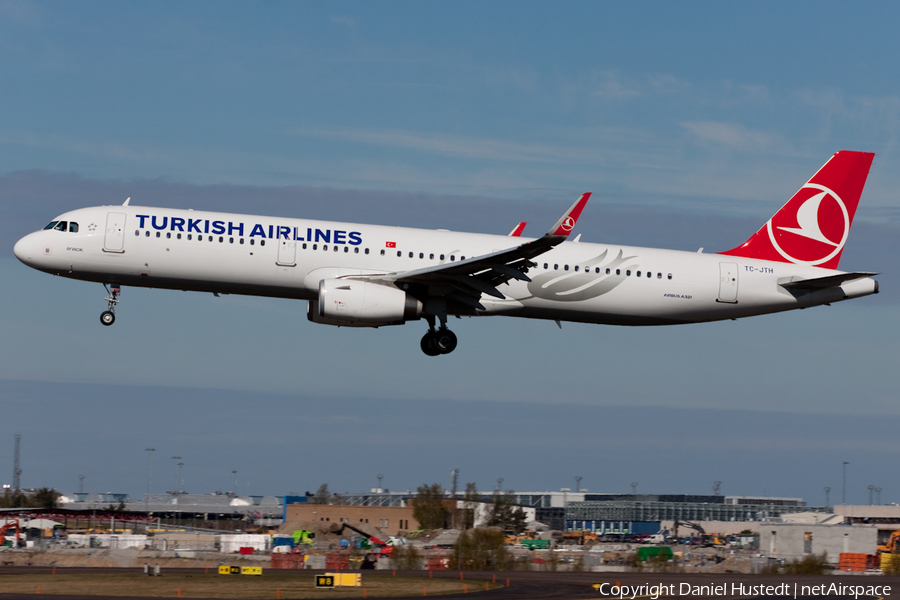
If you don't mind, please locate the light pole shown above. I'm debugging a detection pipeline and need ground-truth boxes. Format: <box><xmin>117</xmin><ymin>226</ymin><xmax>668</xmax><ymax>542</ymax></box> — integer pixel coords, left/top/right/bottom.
<box><xmin>145</xmin><ymin>448</ymin><xmax>155</xmax><ymax>510</ymax></box>
<box><xmin>231</xmin><ymin>470</ymin><xmax>238</xmax><ymax>495</ymax></box>
<box><xmin>869</xmin><ymin>485</ymin><xmax>875</xmax><ymax>505</ymax></box>
<box><xmin>842</xmin><ymin>462</ymin><xmax>849</xmax><ymax>505</ymax></box>
<box><xmin>171</xmin><ymin>456</ymin><xmax>182</xmax><ymax>494</ymax></box>
<box><xmin>496</xmin><ymin>478</ymin><xmax>503</xmax><ymax>492</ymax></box>
<box><xmin>876</xmin><ymin>487</ymin><xmax>882</xmax><ymax>505</ymax></box>
<box><xmin>824</xmin><ymin>487</ymin><xmax>831</xmax><ymax>510</ymax></box>
<box><xmin>575</xmin><ymin>476</ymin><xmax>582</xmax><ymax>492</ymax></box>
<box><xmin>631</xmin><ymin>482</ymin><xmax>638</xmax><ymax>495</ymax></box>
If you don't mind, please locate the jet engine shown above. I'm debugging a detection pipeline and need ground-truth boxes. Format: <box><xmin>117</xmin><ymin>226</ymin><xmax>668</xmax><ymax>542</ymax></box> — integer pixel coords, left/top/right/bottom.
<box><xmin>307</xmin><ymin>278</ymin><xmax>421</xmax><ymax>327</ymax></box>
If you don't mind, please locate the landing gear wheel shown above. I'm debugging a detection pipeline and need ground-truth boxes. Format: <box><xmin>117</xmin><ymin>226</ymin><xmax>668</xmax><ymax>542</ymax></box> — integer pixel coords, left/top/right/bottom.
<box><xmin>420</xmin><ymin>332</ymin><xmax>441</xmax><ymax>356</ymax></box>
<box><xmin>421</xmin><ymin>329</ymin><xmax>457</xmax><ymax>356</ymax></box>
<box><xmin>101</xmin><ymin>284</ymin><xmax>121</xmax><ymax>327</ymax></box>
<box><xmin>434</xmin><ymin>329</ymin><xmax>458</xmax><ymax>354</ymax></box>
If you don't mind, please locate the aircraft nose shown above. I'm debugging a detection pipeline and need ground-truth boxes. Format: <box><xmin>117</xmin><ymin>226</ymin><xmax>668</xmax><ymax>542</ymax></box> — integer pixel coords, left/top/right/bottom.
<box><xmin>13</xmin><ymin>232</ymin><xmax>38</xmax><ymax>265</ymax></box>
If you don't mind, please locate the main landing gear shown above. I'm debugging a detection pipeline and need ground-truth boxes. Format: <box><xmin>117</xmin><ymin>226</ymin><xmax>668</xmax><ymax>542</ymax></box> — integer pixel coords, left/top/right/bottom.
<box><xmin>100</xmin><ymin>284</ymin><xmax>120</xmax><ymax>326</ymax></box>
<box><xmin>421</xmin><ymin>327</ymin><xmax>458</xmax><ymax>356</ymax></box>
<box><xmin>420</xmin><ymin>313</ymin><xmax>458</xmax><ymax>356</ymax></box>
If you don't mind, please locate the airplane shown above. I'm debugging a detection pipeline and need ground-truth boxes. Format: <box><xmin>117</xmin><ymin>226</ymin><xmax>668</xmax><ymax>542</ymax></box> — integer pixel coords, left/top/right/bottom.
<box><xmin>13</xmin><ymin>150</ymin><xmax>879</xmax><ymax>356</ymax></box>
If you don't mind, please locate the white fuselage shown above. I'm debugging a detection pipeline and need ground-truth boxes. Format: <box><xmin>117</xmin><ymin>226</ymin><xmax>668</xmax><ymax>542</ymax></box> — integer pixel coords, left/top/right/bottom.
<box><xmin>13</xmin><ymin>205</ymin><xmax>877</xmax><ymax>326</ymax></box>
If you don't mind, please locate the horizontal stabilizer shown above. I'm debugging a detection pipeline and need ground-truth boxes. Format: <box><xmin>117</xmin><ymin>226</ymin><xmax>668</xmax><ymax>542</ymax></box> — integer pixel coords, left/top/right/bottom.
<box><xmin>779</xmin><ymin>272</ymin><xmax>878</xmax><ymax>291</ymax></box>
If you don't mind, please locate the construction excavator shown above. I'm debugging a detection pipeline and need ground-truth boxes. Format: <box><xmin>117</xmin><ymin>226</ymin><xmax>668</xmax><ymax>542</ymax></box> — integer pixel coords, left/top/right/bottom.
<box><xmin>878</xmin><ymin>529</ymin><xmax>900</xmax><ymax>554</ymax></box>
<box><xmin>0</xmin><ymin>520</ymin><xmax>22</xmax><ymax>548</ymax></box>
<box><xmin>330</xmin><ymin>522</ymin><xmax>393</xmax><ymax>569</ymax></box>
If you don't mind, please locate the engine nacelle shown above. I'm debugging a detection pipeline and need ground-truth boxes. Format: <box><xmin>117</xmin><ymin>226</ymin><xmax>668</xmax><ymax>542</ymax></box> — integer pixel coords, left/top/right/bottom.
<box><xmin>307</xmin><ymin>279</ymin><xmax>421</xmax><ymax>327</ymax></box>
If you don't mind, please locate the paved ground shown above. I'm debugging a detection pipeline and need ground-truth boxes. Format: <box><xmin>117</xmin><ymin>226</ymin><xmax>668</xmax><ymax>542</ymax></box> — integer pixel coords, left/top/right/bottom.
<box><xmin>0</xmin><ymin>567</ymin><xmax>897</xmax><ymax>599</ymax></box>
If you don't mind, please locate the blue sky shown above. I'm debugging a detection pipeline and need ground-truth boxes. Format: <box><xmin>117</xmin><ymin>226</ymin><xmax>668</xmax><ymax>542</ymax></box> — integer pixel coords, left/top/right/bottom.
<box><xmin>1</xmin><ymin>1</ymin><xmax>899</xmax><ymax>502</ymax></box>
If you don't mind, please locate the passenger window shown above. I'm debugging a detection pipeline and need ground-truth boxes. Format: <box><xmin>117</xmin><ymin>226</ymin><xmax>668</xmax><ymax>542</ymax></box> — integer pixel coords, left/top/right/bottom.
<box><xmin>397</xmin><ymin>251</ymin><xmax>402</xmax><ymax>257</ymax></box>
<box><xmin>380</xmin><ymin>249</ymin><xmax>385</xmax><ymax>256</ymax></box>
<box><xmin>229</xmin><ymin>237</ymin><xmax>234</xmax><ymax>244</ymax></box>
<box><xmin>301</xmin><ymin>243</ymin><xmax>306</xmax><ymax>249</ymax></box>
<box><xmin>636</xmin><ymin>271</ymin><xmax>640</xmax><ymax>277</ymax></box>
<box><xmin>460</xmin><ymin>256</ymin><xmax>465</xmax><ymax>260</ymax></box>
<box><xmin>135</xmin><ymin>230</ymin><xmax>140</xmax><ymax>236</ymax></box>
<box><xmin>344</xmin><ymin>246</ymin><xmax>348</xmax><ymax>252</ymax></box>
<box><xmin>365</xmin><ymin>248</ymin><xmax>369</xmax><ymax>254</ymax></box>
<box><xmin>177</xmin><ymin>233</ymin><xmax>182</xmax><ymax>240</ymax></box>
<box><xmin>564</xmin><ymin>265</ymin><xmax>569</xmax><ymax>271</ymax></box>
<box><xmin>574</xmin><ymin>266</ymin><xmax>579</xmax><ymax>272</ymax></box>
<box><xmin>354</xmin><ymin>247</ymin><xmax>359</xmax><ymax>253</ymax></box>
<box><xmin>440</xmin><ymin>254</ymin><xmax>445</xmax><ymax>260</ymax></box>
<box><xmin>450</xmin><ymin>255</ymin><xmax>455</xmax><ymax>261</ymax></box>
<box><xmin>145</xmin><ymin>231</ymin><xmax>150</xmax><ymax>237</ymax></box>
<box><xmin>156</xmin><ymin>232</ymin><xmax>161</xmax><ymax>238</ymax></box>
<box><xmin>334</xmin><ymin>245</ymin><xmax>338</xmax><ymax>252</ymax></box>
<box><xmin>313</xmin><ymin>244</ymin><xmax>317</xmax><ymax>250</ymax></box>
<box><xmin>187</xmin><ymin>234</ymin><xmax>192</xmax><ymax>240</ymax></box>
<box><xmin>250</xmin><ymin>239</ymin><xmax>255</xmax><ymax>245</ymax></box>
<box><xmin>543</xmin><ymin>263</ymin><xmax>548</xmax><ymax>269</ymax></box>
<box><xmin>43</xmin><ymin>221</ymin><xmax>58</xmax><ymax>230</ymax></box>
<box><xmin>323</xmin><ymin>245</ymin><xmax>328</xmax><ymax>251</ymax></box>
<box><xmin>616</xmin><ymin>269</ymin><xmax>620</xmax><ymax>275</ymax></box>
<box><xmin>166</xmin><ymin>232</ymin><xmax>171</xmax><ymax>239</ymax></box>
<box><xmin>667</xmin><ymin>273</ymin><xmax>672</xmax><ymax>280</ymax></box>
<box><xmin>430</xmin><ymin>253</ymin><xmax>434</xmax><ymax>259</ymax></box>
<box><xmin>69</xmin><ymin>223</ymin><xmax>79</xmax><ymax>233</ymax></box>
<box><xmin>238</xmin><ymin>238</ymin><xmax>243</xmax><ymax>244</ymax></box>
<box><xmin>206</xmin><ymin>236</ymin><xmax>211</xmax><ymax>241</ymax></box>
<box><xmin>409</xmin><ymin>252</ymin><xmax>413</xmax><ymax>258</ymax></box>
<box><xmin>419</xmin><ymin>253</ymin><xmax>424</xmax><ymax>259</ymax></box>
<box><xmin>657</xmin><ymin>273</ymin><xmax>661</xmax><ymax>279</ymax></box>
<box><xmin>554</xmin><ymin>264</ymin><xmax>558</xmax><ymax>270</ymax></box>
<box><xmin>647</xmin><ymin>272</ymin><xmax>651</xmax><ymax>278</ymax></box>
<box><xmin>260</xmin><ymin>240</ymin><xmax>265</xmax><ymax>246</ymax></box>
<box><xmin>54</xmin><ymin>221</ymin><xmax>67</xmax><ymax>231</ymax></box>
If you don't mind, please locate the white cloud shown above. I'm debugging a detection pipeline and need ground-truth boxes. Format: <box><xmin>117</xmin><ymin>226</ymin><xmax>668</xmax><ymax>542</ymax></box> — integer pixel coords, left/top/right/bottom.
<box><xmin>294</xmin><ymin>126</ymin><xmax>587</xmax><ymax>164</ymax></box>
<box><xmin>681</xmin><ymin>120</ymin><xmax>783</xmax><ymax>151</ymax></box>
<box><xmin>590</xmin><ymin>71</ymin><xmax>642</xmax><ymax>99</ymax></box>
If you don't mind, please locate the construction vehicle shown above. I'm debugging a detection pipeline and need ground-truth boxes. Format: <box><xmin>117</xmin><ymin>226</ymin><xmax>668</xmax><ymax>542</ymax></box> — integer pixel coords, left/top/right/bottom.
<box><xmin>331</xmin><ymin>523</ymin><xmax>393</xmax><ymax>569</ymax></box>
<box><xmin>291</xmin><ymin>529</ymin><xmax>314</xmax><ymax>546</ymax></box>
<box><xmin>560</xmin><ymin>530</ymin><xmax>599</xmax><ymax>545</ymax></box>
<box><xmin>0</xmin><ymin>521</ymin><xmax>22</xmax><ymax>548</ymax></box>
<box><xmin>505</xmin><ymin>530</ymin><xmax>540</xmax><ymax>545</ymax></box>
<box><xmin>878</xmin><ymin>529</ymin><xmax>900</xmax><ymax>554</ymax></box>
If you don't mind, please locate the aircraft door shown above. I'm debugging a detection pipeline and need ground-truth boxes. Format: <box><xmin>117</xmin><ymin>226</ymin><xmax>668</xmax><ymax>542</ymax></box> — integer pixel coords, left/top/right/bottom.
<box><xmin>104</xmin><ymin>212</ymin><xmax>126</xmax><ymax>253</ymax></box>
<box><xmin>718</xmin><ymin>262</ymin><xmax>738</xmax><ymax>303</ymax></box>
<box><xmin>277</xmin><ymin>239</ymin><xmax>296</xmax><ymax>266</ymax></box>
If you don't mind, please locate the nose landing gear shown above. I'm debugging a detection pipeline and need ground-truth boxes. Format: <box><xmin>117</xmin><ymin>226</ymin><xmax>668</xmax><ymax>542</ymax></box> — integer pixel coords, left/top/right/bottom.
<box><xmin>101</xmin><ymin>284</ymin><xmax>120</xmax><ymax>326</ymax></box>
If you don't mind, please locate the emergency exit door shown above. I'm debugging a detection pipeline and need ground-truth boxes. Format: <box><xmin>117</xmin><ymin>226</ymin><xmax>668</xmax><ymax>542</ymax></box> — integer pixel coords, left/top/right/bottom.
<box><xmin>717</xmin><ymin>262</ymin><xmax>738</xmax><ymax>303</ymax></box>
<box><xmin>104</xmin><ymin>212</ymin><xmax>126</xmax><ymax>253</ymax></box>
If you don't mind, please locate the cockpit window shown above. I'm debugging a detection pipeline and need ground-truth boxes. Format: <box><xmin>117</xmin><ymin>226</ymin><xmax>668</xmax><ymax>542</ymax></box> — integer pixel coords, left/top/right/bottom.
<box><xmin>53</xmin><ymin>221</ymin><xmax>68</xmax><ymax>232</ymax></box>
<box><xmin>43</xmin><ymin>221</ymin><xmax>58</xmax><ymax>230</ymax></box>
<box><xmin>69</xmin><ymin>222</ymin><xmax>79</xmax><ymax>233</ymax></box>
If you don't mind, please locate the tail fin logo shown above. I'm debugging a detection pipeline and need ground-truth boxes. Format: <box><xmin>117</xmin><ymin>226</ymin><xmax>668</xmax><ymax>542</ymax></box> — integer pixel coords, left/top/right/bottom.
<box><xmin>560</xmin><ymin>216</ymin><xmax>576</xmax><ymax>232</ymax></box>
<box><xmin>766</xmin><ymin>183</ymin><xmax>849</xmax><ymax>266</ymax></box>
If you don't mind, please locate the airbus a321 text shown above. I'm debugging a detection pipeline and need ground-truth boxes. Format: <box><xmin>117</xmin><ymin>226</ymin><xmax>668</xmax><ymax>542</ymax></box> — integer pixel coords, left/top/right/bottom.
<box><xmin>14</xmin><ymin>151</ymin><xmax>879</xmax><ymax>356</ymax></box>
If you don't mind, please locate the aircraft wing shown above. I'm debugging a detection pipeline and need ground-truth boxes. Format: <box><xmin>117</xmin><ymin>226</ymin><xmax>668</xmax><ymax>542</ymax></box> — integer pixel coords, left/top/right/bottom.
<box><xmin>779</xmin><ymin>271</ymin><xmax>878</xmax><ymax>291</ymax></box>
<box><xmin>359</xmin><ymin>193</ymin><xmax>590</xmax><ymax>309</ymax></box>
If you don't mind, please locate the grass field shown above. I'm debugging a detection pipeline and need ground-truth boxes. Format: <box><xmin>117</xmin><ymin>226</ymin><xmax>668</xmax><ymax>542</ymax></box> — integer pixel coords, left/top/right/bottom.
<box><xmin>0</xmin><ymin>571</ymin><xmax>496</xmax><ymax>598</ymax></box>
